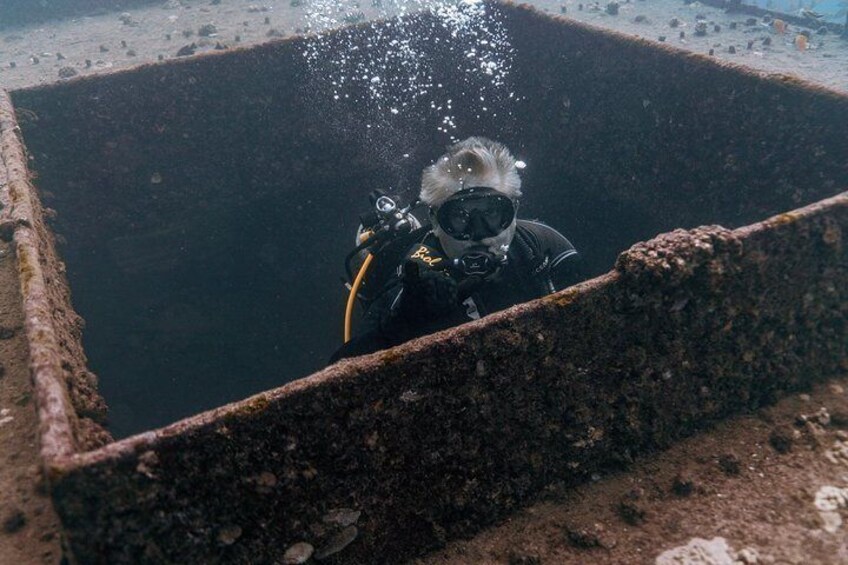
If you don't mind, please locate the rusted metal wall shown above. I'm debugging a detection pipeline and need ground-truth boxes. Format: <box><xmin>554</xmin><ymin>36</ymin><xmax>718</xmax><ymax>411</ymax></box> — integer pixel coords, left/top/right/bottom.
<box><xmin>1</xmin><ymin>2</ymin><xmax>846</xmax><ymax>563</ymax></box>
<box><xmin>48</xmin><ymin>193</ymin><xmax>847</xmax><ymax>563</ymax></box>
<box><xmin>0</xmin><ymin>92</ymin><xmax>110</xmax><ymax>457</ymax></box>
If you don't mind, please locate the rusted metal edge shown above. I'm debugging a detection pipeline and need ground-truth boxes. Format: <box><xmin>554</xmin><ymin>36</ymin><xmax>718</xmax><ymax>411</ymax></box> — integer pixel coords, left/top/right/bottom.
<box><xmin>55</xmin><ymin>189</ymin><xmax>846</xmax><ymax>474</ymax></box>
<box><xmin>0</xmin><ymin>90</ymin><xmax>77</xmax><ymax>462</ymax></box>
<box><xmin>738</xmin><ymin>190</ymin><xmax>848</xmax><ymax>236</ymax></box>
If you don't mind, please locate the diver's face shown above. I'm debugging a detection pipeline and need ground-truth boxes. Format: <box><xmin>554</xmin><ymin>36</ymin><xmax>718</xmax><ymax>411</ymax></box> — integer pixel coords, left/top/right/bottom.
<box><xmin>433</xmin><ymin>188</ymin><xmax>518</xmax><ymax>260</ymax></box>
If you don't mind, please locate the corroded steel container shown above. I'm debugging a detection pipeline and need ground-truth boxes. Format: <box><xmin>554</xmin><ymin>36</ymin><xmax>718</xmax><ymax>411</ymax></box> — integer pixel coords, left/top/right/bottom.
<box><xmin>0</xmin><ymin>3</ymin><xmax>845</xmax><ymax>563</ymax></box>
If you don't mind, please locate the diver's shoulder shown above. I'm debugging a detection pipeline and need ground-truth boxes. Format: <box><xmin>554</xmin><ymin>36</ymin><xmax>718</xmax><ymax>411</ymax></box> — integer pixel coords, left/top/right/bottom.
<box><xmin>517</xmin><ymin>219</ymin><xmax>572</xmax><ymax>245</ymax></box>
<box><xmin>516</xmin><ymin>219</ymin><xmax>577</xmax><ymax>269</ymax></box>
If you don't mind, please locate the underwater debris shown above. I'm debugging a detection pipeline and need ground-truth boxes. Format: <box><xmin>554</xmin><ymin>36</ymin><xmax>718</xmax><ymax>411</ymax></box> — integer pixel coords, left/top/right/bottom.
<box><xmin>695</xmin><ymin>22</ymin><xmax>707</xmax><ymax>36</ymax></box>
<box><xmin>669</xmin><ymin>17</ymin><xmax>680</xmax><ymax>27</ymax></box>
<box><xmin>119</xmin><ymin>13</ymin><xmax>139</xmax><ymax>27</ymax></box>
<box><xmin>314</xmin><ymin>525</ymin><xmax>358</xmax><ymax>559</ymax></box>
<box><xmin>605</xmin><ymin>2</ymin><xmax>619</xmax><ymax>16</ymax></box>
<box><xmin>176</xmin><ymin>43</ymin><xmax>197</xmax><ymax>57</ymax></box>
<box><xmin>769</xmin><ymin>426</ymin><xmax>794</xmax><ymax>453</ymax></box>
<box><xmin>198</xmin><ymin>24</ymin><xmax>218</xmax><ymax>37</ymax></box>
<box><xmin>773</xmin><ymin>18</ymin><xmax>786</xmax><ymax>34</ymax></box>
<box><xmin>0</xmin><ymin>325</ymin><xmax>18</xmax><ymax>340</ymax></box>
<box><xmin>217</xmin><ymin>525</ymin><xmax>242</xmax><ymax>545</ymax></box>
<box><xmin>2</xmin><ymin>509</ymin><xmax>26</xmax><ymax>533</ymax></box>
<box><xmin>566</xmin><ymin>522</ymin><xmax>615</xmax><ymax>549</ymax></box>
<box><xmin>58</xmin><ymin>67</ymin><xmax>78</xmax><ymax>79</ymax></box>
<box><xmin>322</xmin><ymin>508</ymin><xmax>361</xmax><ymax>527</ymax></box>
<box><xmin>717</xmin><ymin>453</ymin><xmax>741</xmax><ymax>476</ymax></box>
<box><xmin>671</xmin><ymin>470</ymin><xmax>696</xmax><ymax>497</ymax></box>
<box><xmin>282</xmin><ymin>542</ymin><xmax>314</xmax><ymax>564</ymax></box>
<box><xmin>795</xmin><ymin>34</ymin><xmax>808</xmax><ymax>51</ymax></box>
<box><xmin>656</xmin><ymin>538</ymin><xmax>736</xmax><ymax>565</ymax></box>
<box><xmin>617</xmin><ymin>489</ymin><xmax>647</xmax><ymax>525</ymax></box>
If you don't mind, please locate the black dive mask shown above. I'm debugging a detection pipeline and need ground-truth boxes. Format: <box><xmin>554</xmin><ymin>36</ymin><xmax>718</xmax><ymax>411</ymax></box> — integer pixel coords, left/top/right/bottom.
<box><xmin>435</xmin><ymin>187</ymin><xmax>516</xmax><ymax>241</ymax></box>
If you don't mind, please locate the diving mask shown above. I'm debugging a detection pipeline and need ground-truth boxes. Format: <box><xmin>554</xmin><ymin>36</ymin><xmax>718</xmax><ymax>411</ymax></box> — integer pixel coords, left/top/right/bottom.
<box><xmin>435</xmin><ymin>187</ymin><xmax>516</xmax><ymax>241</ymax></box>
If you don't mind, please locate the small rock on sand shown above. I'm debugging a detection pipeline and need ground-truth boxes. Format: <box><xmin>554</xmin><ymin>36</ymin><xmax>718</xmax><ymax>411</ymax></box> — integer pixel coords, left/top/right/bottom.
<box><xmin>314</xmin><ymin>525</ymin><xmax>358</xmax><ymax>560</ymax></box>
<box><xmin>2</xmin><ymin>509</ymin><xmax>26</xmax><ymax>533</ymax></box>
<box><xmin>282</xmin><ymin>541</ymin><xmax>314</xmax><ymax>564</ymax></box>
<box><xmin>217</xmin><ymin>525</ymin><xmax>242</xmax><ymax>545</ymax></box>
<box><xmin>769</xmin><ymin>426</ymin><xmax>793</xmax><ymax>454</ymax></box>
<box><xmin>655</xmin><ymin>536</ymin><xmax>734</xmax><ymax>564</ymax></box>
<box><xmin>322</xmin><ymin>508</ymin><xmax>361</xmax><ymax>527</ymax></box>
<box><xmin>58</xmin><ymin>66</ymin><xmax>78</xmax><ymax>79</ymax></box>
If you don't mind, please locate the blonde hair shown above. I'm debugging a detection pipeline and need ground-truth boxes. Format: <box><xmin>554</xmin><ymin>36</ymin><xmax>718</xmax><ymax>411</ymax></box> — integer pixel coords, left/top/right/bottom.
<box><xmin>420</xmin><ymin>137</ymin><xmax>522</xmax><ymax>208</ymax></box>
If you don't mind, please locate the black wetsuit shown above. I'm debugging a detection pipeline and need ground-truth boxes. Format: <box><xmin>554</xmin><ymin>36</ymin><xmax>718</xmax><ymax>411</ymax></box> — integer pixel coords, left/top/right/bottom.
<box><xmin>332</xmin><ymin>219</ymin><xmax>581</xmax><ymax>361</ymax></box>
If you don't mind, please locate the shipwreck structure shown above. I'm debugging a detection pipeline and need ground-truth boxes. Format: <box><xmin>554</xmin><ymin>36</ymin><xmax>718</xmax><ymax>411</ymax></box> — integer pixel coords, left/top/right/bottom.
<box><xmin>0</xmin><ymin>2</ymin><xmax>845</xmax><ymax>562</ymax></box>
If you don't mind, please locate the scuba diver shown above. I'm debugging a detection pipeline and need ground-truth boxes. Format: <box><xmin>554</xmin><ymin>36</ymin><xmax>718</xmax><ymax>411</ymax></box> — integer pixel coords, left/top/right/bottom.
<box><xmin>333</xmin><ymin>136</ymin><xmax>582</xmax><ymax>361</ymax></box>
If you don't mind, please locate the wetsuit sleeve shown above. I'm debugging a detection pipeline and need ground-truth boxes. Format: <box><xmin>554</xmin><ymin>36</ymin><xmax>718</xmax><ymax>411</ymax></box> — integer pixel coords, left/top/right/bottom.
<box><xmin>520</xmin><ymin>220</ymin><xmax>584</xmax><ymax>291</ymax></box>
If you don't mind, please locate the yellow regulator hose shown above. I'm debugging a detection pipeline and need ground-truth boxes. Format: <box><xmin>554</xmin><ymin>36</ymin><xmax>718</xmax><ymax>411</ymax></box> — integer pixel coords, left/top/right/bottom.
<box><xmin>344</xmin><ymin>231</ymin><xmax>374</xmax><ymax>343</ymax></box>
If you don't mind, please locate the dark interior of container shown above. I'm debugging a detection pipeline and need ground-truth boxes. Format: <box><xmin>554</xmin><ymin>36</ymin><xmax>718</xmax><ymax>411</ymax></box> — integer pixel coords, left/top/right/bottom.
<box><xmin>11</xmin><ymin>4</ymin><xmax>848</xmax><ymax>438</ymax></box>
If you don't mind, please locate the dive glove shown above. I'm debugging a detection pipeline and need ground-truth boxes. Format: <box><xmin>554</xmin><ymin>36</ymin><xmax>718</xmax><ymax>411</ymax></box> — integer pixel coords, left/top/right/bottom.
<box><xmin>396</xmin><ymin>260</ymin><xmax>459</xmax><ymax>320</ymax></box>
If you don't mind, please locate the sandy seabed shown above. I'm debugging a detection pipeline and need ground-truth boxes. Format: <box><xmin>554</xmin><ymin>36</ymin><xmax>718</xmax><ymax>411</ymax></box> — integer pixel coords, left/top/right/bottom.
<box><xmin>0</xmin><ymin>0</ymin><xmax>846</xmax><ymax>93</ymax></box>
